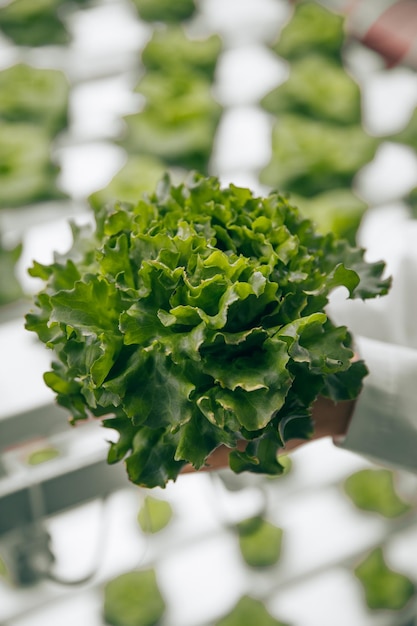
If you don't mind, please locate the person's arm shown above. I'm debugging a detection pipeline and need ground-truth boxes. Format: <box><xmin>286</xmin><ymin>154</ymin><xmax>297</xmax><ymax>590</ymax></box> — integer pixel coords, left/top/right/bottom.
<box><xmin>336</xmin><ymin>336</ymin><xmax>417</xmax><ymax>474</ymax></box>
<box><xmin>346</xmin><ymin>0</ymin><xmax>417</xmax><ymax>71</ymax></box>
<box><xmin>318</xmin><ymin>0</ymin><xmax>417</xmax><ymax>71</ymax></box>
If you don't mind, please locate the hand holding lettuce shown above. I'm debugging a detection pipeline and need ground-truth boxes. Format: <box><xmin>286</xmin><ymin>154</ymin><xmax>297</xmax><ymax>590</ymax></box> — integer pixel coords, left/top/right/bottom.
<box><xmin>26</xmin><ymin>174</ymin><xmax>390</xmax><ymax>488</ymax></box>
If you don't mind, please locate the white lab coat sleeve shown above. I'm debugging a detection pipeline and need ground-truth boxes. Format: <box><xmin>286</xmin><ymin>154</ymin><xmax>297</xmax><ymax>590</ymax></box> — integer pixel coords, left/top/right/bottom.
<box><xmin>327</xmin><ymin>206</ymin><xmax>417</xmax><ymax>472</ymax></box>
<box><xmin>337</xmin><ymin>336</ymin><xmax>417</xmax><ymax>473</ymax></box>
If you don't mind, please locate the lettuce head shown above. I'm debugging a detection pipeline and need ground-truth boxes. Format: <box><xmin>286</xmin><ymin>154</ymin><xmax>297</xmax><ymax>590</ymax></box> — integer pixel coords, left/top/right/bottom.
<box><xmin>26</xmin><ymin>174</ymin><xmax>390</xmax><ymax>487</ymax></box>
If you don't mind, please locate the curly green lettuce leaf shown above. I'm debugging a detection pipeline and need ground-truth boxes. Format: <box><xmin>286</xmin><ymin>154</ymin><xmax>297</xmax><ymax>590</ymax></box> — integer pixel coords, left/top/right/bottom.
<box><xmin>260</xmin><ymin>114</ymin><xmax>378</xmax><ymax>196</ymax></box>
<box><xmin>131</xmin><ymin>0</ymin><xmax>195</xmax><ymax>23</ymax></box>
<box><xmin>273</xmin><ymin>1</ymin><xmax>346</xmax><ymax>62</ymax></box>
<box><xmin>26</xmin><ymin>173</ymin><xmax>390</xmax><ymax>488</ymax></box>
<box><xmin>389</xmin><ymin>106</ymin><xmax>417</xmax><ymax>149</ymax></box>
<box><xmin>0</xmin><ymin>0</ymin><xmax>69</xmax><ymax>47</ymax></box>
<box><xmin>0</xmin><ymin>234</ymin><xmax>23</xmax><ymax>306</ymax></box>
<box><xmin>289</xmin><ymin>189</ymin><xmax>367</xmax><ymax>246</ymax></box>
<box><xmin>0</xmin><ymin>122</ymin><xmax>65</xmax><ymax>208</ymax></box>
<box><xmin>88</xmin><ymin>155</ymin><xmax>172</xmax><ymax>211</ymax></box>
<box><xmin>122</xmin><ymin>75</ymin><xmax>222</xmax><ymax>173</ymax></box>
<box><xmin>141</xmin><ymin>26</ymin><xmax>222</xmax><ymax>80</ymax></box>
<box><xmin>261</xmin><ymin>55</ymin><xmax>361</xmax><ymax>126</ymax></box>
<box><xmin>0</xmin><ymin>63</ymin><xmax>69</xmax><ymax>135</ymax></box>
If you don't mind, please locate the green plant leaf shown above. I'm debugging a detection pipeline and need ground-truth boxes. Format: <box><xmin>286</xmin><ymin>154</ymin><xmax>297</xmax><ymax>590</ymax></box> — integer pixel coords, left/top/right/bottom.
<box><xmin>272</xmin><ymin>1</ymin><xmax>346</xmax><ymax>61</ymax></box>
<box><xmin>262</xmin><ymin>54</ymin><xmax>361</xmax><ymax>126</ymax></box>
<box><xmin>344</xmin><ymin>469</ymin><xmax>412</xmax><ymax>518</ymax></box>
<box><xmin>126</xmin><ymin>427</ymin><xmax>185</xmax><ymax>489</ymax></box>
<box><xmin>0</xmin><ymin>63</ymin><xmax>69</xmax><ymax>134</ymax></box>
<box><xmin>355</xmin><ymin>548</ymin><xmax>416</xmax><ymax>610</ymax></box>
<box><xmin>26</xmin><ymin>446</ymin><xmax>60</xmax><ymax>466</ymax></box>
<box><xmin>141</xmin><ymin>26</ymin><xmax>221</xmax><ymax>79</ymax></box>
<box><xmin>260</xmin><ymin>114</ymin><xmax>378</xmax><ymax>197</ymax></box>
<box><xmin>131</xmin><ymin>0</ymin><xmax>195</xmax><ymax>23</ymax></box>
<box><xmin>216</xmin><ymin>596</ymin><xmax>290</xmax><ymax>626</ymax></box>
<box><xmin>103</xmin><ymin>569</ymin><xmax>165</xmax><ymax>626</ymax></box>
<box><xmin>237</xmin><ymin>516</ymin><xmax>283</xmax><ymax>568</ymax></box>
<box><xmin>26</xmin><ymin>174</ymin><xmax>390</xmax><ymax>488</ymax></box>
<box><xmin>0</xmin><ymin>235</ymin><xmax>23</xmax><ymax>306</ymax></box>
<box><xmin>102</xmin><ymin>417</ymin><xmax>137</xmax><ymax>464</ymax></box>
<box><xmin>0</xmin><ymin>555</ymin><xmax>10</xmax><ymax>581</ymax></box>
<box><xmin>137</xmin><ymin>496</ymin><xmax>173</xmax><ymax>534</ymax></box>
